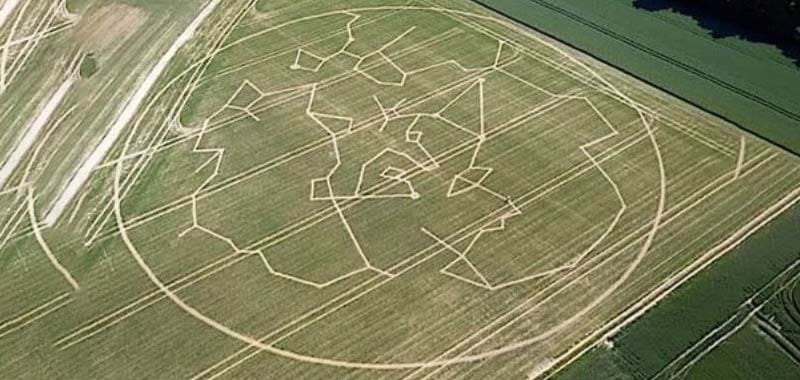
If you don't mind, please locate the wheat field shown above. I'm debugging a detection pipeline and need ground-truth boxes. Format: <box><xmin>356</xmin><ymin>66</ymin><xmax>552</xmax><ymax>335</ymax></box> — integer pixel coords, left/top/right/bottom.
<box><xmin>1</xmin><ymin>1</ymin><xmax>800</xmax><ymax>378</ymax></box>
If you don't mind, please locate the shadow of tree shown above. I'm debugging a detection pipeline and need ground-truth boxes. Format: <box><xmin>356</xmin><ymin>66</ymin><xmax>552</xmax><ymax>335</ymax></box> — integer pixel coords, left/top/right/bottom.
<box><xmin>633</xmin><ymin>0</ymin><xmax>800</xmax><ymax>67</ymax></box>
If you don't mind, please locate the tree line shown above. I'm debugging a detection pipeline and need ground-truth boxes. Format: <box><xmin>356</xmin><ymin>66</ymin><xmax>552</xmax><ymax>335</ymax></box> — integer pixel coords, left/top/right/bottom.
<box><xmin>683</xmin><ymin>0</ymin><xmax>800</xmax><ymax>42</ymax></box>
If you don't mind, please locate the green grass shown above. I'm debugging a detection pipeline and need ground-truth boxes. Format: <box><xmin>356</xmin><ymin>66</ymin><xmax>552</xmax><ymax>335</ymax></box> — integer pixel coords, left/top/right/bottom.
<box><xmin>686</xmin><ymin>321</ymin><xmax>800</xmax><ymax>380</ymax></box>
<box><xmin>65</xmin><ymin>0</ymin><xmax>93</xmax><ymax>13</ymax></box>
<box><xmin>79</xmin><ymin>53</ymin><xmax>99</xmax><ymax>78</ymax></box>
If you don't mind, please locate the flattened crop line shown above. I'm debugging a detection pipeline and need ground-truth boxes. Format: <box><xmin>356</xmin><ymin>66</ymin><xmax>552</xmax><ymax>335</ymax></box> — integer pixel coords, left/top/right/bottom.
<box><xmin>0</xmin><ymin>292</ymin><xmax>71</xmax><ymax>339</ymax></box>
<box><xmin>204</xmin><ymin>8</ymin><xmax>401</xmax><ymax>82</ymax></box>
<box><xmin>0</xmin><ymin>199</ymin><xmax>26</xmax><ymax>248</ymax></box>
<box><xmin>0</xmin><ymin>73</ymin><xmax>75</xmax><ymax>189</ymax></box>
<box><xmin>52</xmin><ymin>251</ymin><xmax>250</xmax><ymax>350</ymax></box>
<box><xmin>246</xmin><ymin>95</ymin><xmax>572</xmax><ymax>253</ymax></box>
<box><xmin>195</xmin><ymin>136</ymin><xmax>627</xmax><ymax>379</ymax></box>
<box><xmin>0</xmin><ymin>20</ymin><xmax>72</xmax><ymax>51</ymax></box>
<box><xmin>84</xmin><ymin>26</ymin><xmax>464</xmax><ymax>243</ymax></box>
<box><xmin>412</xmin><ymin>151</ymin><xmax>781</xmax><ymax>380</ymax></box>
<box><xmin>165</xmin><ymin>26</ymin><xmax>465</xmax><ymax>152</ymax></box>
<box><xmin>44</xmin><ymin>0</ymin><xmax>223</xmax><ymax>226</ymax></box>
<box><xmin>58</xmin><ymin>92</ymin><xmax>567</xmax><ymax>352</ymax></box>
<box><xmin>195</xmin><ymin>112</ymin><xmax>656</xmax><ymax>380</ymax></box>
<box><xmin>90</xmin><ymin>35</ymin><xmax>494</xmax><ymax>245</ymax></box>
<box><xmin>82</xmin><ymin>0</ymin><xmax>258</xmax><ymax>244</ymax></box>
<box><xmin>64</xmin><ymin>87</ymin><xmax>651</xmax><ymax>362</ymax></box>
<box><xmin>446</xmin><ymin>2</ymin><xmax>742</xmax><ymax>163</ymax></box>
<box><xmin>124</xmin><ymin>24</ymin><xmax>462</xmax><ymax>177</ymax></box>
<box><xmin>540</xmin><ymin>160</ymin><xmax>798</xmax><ymax>379</ymax></box>
<box><xmin>651</xmin><ymin>257</ymin><xmax>800</xmax><ymax>379</ymax></box>
<box><xmin>0</xmin><ymin>0</ymin><xmax>21</xmax><ymax>30</ymax></box>
<box><xmin>57</xmin><ymin>70</ymin><xmax>500</xmax><ymax>350</ymax></box>
<box><xmin>0</xmin><ymin>0</ymin><xmax>54</xmax><ymax>91</ymax></box>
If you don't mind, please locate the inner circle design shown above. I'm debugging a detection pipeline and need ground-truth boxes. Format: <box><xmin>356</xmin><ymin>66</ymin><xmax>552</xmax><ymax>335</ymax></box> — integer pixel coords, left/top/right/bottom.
<box><xmin>113</xmin><ymin>6</ymin><xmax>666</xmax><ymax>370</ymax></box>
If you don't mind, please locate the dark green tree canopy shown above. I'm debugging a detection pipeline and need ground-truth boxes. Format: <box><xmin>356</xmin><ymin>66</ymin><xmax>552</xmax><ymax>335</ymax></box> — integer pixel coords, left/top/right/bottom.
<box><xmin>687</xmin><ymin>0</ymin><xmax>800</xmax><ymax>42</ymax></box>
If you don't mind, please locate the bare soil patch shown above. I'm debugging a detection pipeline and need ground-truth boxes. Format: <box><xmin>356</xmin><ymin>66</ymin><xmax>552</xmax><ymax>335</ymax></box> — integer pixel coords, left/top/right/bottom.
<box><xmin>73</xmin><ymin>4</ymin><xmax>147</xmax><ymax>53</ymax></box>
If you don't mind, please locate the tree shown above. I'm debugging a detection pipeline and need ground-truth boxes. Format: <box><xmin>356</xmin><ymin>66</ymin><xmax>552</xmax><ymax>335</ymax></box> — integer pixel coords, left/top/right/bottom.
<box><xmin>680</xmin><ymin>0</ymin><xmax>800</xmax><ymax>43</ymax></box>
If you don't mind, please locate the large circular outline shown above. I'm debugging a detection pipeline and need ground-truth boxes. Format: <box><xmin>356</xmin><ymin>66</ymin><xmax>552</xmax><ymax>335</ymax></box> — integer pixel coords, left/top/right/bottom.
<box><xmin>112</xmin><ymin>6</ymin><xmax>666</xmax><ymax>371</ymax></box>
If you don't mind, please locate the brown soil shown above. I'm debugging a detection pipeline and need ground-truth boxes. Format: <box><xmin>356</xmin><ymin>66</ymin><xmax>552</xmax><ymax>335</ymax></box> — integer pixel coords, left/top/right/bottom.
<box><xmin>73</xmin><ymin>4</ymin><xmax>147</xmax><ymax>53</ymax></box>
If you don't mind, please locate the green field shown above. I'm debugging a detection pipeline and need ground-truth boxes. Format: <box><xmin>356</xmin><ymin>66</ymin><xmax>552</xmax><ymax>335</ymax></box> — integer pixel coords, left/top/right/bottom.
<box><xmin>557</xmin><ymin>203</ymin><xmax>800</xmax><ymax>379</ymax></box>
<box><xmin>474</xmin><ymin>0</ymin><xmax>800</xmax><ymax>154</ymax></box>
<box><xmin>681</xmin><ymin>244</ymin><xmax>800</xmax><ymax>380</ymax></box>
<box><xmin>2</xmin><ymin>0</ymin><xmax>800</xmax><ymax>378</ymax></box>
